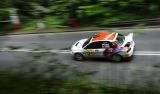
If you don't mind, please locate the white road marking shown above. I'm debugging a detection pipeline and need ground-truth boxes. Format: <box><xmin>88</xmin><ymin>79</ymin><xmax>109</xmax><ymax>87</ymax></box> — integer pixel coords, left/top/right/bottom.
<box><xmin>135</xmin><ymin>51</ymin><xmax>160</xmax><ymax>53</ymax></box>
<box><xmin>134</xmin><ymin>51</ymin><xmax>160</xmax><ymax>56</ymax></box>
<box><xmin>0</xmin><ymin>48</ymin><xmax>160</xmax><ymax>56</ymax></box>
<box><xmin>134</xmin><ymin>53</ymin><xmax>160</xmax><ymax>56</ymax></box>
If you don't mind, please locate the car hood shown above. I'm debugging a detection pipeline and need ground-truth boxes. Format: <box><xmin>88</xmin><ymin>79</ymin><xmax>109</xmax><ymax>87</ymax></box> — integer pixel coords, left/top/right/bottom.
<box><xmin>71</xmin><ymin>38</ymin><xmax>87</xmax><ymax>51</ymax></box>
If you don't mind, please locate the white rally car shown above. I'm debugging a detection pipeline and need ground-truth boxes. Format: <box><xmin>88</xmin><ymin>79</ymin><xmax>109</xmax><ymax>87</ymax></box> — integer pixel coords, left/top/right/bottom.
<box><xmin>71</xmin><ymin>31</ymin><xmax>135</xmax><ymax>61</ymax></box>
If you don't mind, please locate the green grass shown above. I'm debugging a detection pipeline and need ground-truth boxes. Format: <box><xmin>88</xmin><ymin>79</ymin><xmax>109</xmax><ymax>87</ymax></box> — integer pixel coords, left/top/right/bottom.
<box><xmin>22</xmin><ymin>21</ymin><xmax>37</xmax><ymax>31</ymax></box>
<box><xmin>0</xmin><ymin>68</ymin><xmax>159</xmax><ymax>94</ymax></box>
<box><xmin>0</xmin><ymin>46</ymin><xmax>160</xmax><ymax>94</ymax></box>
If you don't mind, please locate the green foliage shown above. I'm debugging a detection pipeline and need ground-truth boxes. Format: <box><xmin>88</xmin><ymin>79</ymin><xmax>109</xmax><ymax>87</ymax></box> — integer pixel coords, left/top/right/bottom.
<box><xmin>1</xmin><ymin>0</ymin><xmax>160</xmax><ymax>30</ymax></box>
<box><xmin>0</xmin><ymin>51</ymin><xmax>160</xmax><ymax>94</ymax></box>
<box><xmin>0</xmin><ymin>68</ymin><xmax>160</xmax><ymax>94</ymax></box>
<box><xmin>22</xmin><ymin>20</ymin><xmax>37</xmax><ymax>30</ymax></box>
<box><xmin>43</xmin><ymin>16</ymin><xmax>69</xmax><ymax>28</ymax></box>
<box><xmin>79</xmin><ymin>5</ymin><xmax>107</xmax><ymax>16</ymax></box>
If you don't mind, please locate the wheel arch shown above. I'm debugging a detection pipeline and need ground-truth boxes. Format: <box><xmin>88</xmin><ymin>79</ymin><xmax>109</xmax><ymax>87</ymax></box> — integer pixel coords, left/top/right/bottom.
<box><xmin>73</xmin><ymin>52</ymin><xmax>85</xmax><ymax>61</ymax></box>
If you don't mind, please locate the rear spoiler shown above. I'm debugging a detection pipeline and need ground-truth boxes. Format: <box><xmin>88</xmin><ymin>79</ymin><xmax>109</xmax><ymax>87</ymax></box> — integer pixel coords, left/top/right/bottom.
<box><xmin>128</xmin><ymin>33</ymin><xmax>133</xmax><ymax>38</ymax></box>
<box><xmin>127</xmin><ymin>33</ymin><xmax>134</xmax><ymax>41</ymax></box>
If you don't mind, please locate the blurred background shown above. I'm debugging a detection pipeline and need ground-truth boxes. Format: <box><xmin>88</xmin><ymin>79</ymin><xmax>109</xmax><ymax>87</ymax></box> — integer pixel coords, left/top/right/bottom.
<box><xmin>1</xmin><ymin>0</ymin><xmax>160</xmax><ymax>31</ymax></box>
<box><xmin>0</xmin><ymin>1</ymin><xmax>160</xmax><ymax>94</ymax></box>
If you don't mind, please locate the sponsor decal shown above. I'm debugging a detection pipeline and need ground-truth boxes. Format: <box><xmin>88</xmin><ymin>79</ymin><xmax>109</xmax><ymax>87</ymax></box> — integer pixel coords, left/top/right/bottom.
<box><xmin>86</xmin><ymin>49</ymin><xmax>93</xmax><ymax>55</ymax></box>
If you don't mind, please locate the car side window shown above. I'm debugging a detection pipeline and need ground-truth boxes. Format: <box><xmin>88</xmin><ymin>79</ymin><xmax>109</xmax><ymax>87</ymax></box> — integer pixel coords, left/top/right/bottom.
<box><xmin>102</xmin><ymin>43</ymin><xmax>110</xmax><ymax>48</ymax></box>
<box><xmin>85</xmin><ymin>42</ymin><xmax>103</xmax><ymax>49</ymax></box>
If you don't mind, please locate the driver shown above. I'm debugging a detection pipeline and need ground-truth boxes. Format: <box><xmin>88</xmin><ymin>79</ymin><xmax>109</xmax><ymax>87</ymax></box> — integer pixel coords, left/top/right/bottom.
<box><xmin>102</xmin><ymin>42</ymin><xmax>113</xmax><ymax>56</ymax></box>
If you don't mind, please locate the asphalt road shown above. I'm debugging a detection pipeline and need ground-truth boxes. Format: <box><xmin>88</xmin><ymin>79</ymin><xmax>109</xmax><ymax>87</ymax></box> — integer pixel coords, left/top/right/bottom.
<box><xmin>0</xmin><ymin>28</ymin><xmax>160</xmax><ymax>87</ymax></box>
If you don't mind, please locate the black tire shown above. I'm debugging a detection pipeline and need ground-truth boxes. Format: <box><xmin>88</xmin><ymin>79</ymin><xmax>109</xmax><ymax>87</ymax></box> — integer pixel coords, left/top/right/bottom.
<box><xmin>74</xmin><ymin>53</ymin><xmax>84</xmax><ymax>61</ymax></box>
<box><xmin>125</xmin><ymin>55</ymin><xmax>134</xmax><ymax>61</ymax></box>
<box><xmin>111</xmin><ymin>54</ymin><xmax>123</xmax><ymax>62</ymax></box>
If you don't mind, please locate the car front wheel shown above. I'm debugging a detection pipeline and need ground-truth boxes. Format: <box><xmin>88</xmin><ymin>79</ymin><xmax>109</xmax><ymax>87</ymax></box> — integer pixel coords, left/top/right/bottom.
<box><xmin>74</xmin><ymin>53</ymin><xmax>84</xmax><ymax>61</ymax></box>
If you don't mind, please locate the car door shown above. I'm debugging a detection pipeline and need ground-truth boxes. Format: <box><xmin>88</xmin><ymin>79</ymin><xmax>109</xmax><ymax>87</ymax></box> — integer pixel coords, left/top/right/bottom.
<box><xmin>84</xmin><ymin>41</ymin><xmax>105</xmax><ymax>57</ymax></box>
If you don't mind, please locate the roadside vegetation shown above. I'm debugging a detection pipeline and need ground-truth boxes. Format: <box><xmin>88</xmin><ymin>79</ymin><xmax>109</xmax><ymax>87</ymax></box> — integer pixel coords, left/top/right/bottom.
<box><xmin>1</xmin><ymin>0</ymin><xmax>160</xmax><ymax>31</ymax></box>
<box><xmin>0</xmin><ymin>51</ymin><xmax>160</xmax><ymax>94</ymax></box>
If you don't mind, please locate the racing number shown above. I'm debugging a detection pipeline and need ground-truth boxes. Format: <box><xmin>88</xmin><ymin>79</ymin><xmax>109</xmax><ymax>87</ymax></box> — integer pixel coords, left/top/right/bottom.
<box><xmin>86</xmin><ymin>49</ymin><xmax>94</xmax><ymax>56</ymax></box>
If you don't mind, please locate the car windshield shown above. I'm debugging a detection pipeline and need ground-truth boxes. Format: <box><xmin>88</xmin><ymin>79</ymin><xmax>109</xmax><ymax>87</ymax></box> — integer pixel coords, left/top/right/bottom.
<box><xmin>82</xmin><ymin>37</ymin><xmax>92</xmax><ymax>48</ymax></box>
<box><xmin>115</xmin><ymin>34</ymin><xmax>125</xmax><ymax>45</ymax></box>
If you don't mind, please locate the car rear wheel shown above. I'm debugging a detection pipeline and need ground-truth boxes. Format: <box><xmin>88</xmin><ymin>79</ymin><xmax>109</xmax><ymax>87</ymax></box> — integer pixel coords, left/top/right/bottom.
<box><xmin>111</xmin><ymin>54</ymin><xmax>123</xmax><ymax>62</ymax></box>
<box><xmin>74</xmin><ymin>53</ymin><xmax>84</xmax><ymax>61</ymax></box>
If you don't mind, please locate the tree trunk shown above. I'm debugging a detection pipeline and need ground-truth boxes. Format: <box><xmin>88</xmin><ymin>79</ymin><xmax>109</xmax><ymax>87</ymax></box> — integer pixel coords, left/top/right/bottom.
<box><xmin>69</xmin><ymin>5</ymin><xmax>78</xmax><ymax>27</ymax></box>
